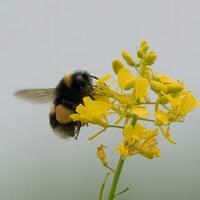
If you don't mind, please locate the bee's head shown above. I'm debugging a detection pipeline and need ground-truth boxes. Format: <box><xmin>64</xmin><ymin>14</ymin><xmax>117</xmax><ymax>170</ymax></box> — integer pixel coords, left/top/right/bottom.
<box><xmin>72</xmin><ymin>71</ymin><xmax>93</xmax><ymax>95</ymax></box>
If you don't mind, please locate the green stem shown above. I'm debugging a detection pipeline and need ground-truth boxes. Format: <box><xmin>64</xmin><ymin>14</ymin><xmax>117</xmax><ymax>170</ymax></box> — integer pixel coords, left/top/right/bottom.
<box><xmin>104</xmin><ymin>164</ymin><xmax>115</xmax><ymax>173</ymax></box>
<box><xmin>98</xmin><ymin>173</ymin><xmax>110</xmax><ymax>200</ymax></box>
<box><xmin>137</xmin><ymin>117</ymin><xmax>155</xmax><ymax>122</ymax></box>
<box><xmin>107</xmin><ymin>156</ymin><xmax>125</xmax><ymax>200</ymax></box>
<box><xmin>88</xmin><ymin>127</ymin><xmax>107</xmax><ymax>140</ymax></box>
<box><xmin>139</xmin><ymin>102</ymin><xmax>157</xmax><ymax>105</ymax></box>
<box><xmin>108</xmin><ymin>125</ymin><xmax>124</xmax><ymax>129</ymax></box>
<box><xmin>88</xmin><ymin>125</ymin><xmax>124</xmax><ymax>141</ymax></box>
<box><xmin>162</xmin><ymin>104</ymin><xmax>171</xmax><ymax>111</ymax></box>
<box><xmin>115</xmin><ymin>187</ymin><xmax>130</xmax><ymax>197</ymax></box>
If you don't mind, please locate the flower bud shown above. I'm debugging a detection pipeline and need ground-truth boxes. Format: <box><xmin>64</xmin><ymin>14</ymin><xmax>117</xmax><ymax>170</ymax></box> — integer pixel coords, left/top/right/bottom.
<box><xmin>157</xmin><ymin>96</ymin><xmax>169</xmax><ymax>104</ymax></box>
<box><xmin>121</xmin><ymin>50</ymin><xmax>136</xmax><ymax>66</ymax></box>
<box><xmin>97</xmin><ymin>144</ymin><xmax>108</xmax><ymax>165</ymax></box>
<box><xmin>140</xmin><ymin>40</ymin><xmax>148</xmax><ymax>49</ymax></box>
<box><xmin>141</xmin><ymin>44</ymin><xmax>149</xmax><ymax>52</ymax></box>
<box><xmin>145</xmin><ymin>51</ymin><xmax>157</xmax><ymax>65</ymax></box>
<box><xmin>166</xmin><ymin>83</ymin><xmax>184</xmax><ymax>93</ymax></box>
<box><xmin>137</xmin><ymin>50</ymin><xmax>144</xmax><ymax>59</ymax></box>
<box><xmin>150</xmin><ymin>81</ymin><xmax>167</xmax><ymax>93</ymax></box>
<box><xmin>112</xmin><ymin>59</ymin><xmax>125</xmax><ymax>74</ymax></box>
<box><xmin>152</xmin><ymin>73</ymin><xmax>161</xmax><ymax>82</ymax></box>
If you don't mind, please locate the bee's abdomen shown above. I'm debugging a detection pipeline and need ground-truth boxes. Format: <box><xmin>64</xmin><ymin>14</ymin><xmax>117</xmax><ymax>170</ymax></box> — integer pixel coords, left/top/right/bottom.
<box><xmin>49</xmin><ymin>104</ymin><xmax>78</xmax><ymax>138</ymax></box>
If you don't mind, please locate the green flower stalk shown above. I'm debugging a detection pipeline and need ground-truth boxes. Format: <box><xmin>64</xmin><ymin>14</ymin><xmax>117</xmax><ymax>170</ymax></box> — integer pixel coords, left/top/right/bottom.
<box><xmin>70</xmin><ymin>40</ymin><xmax>200</xmax><ymax>199</ymax></box>
<box><xmin>107</xmin><ymin>156</ymin><xmax>125</xmax><ymax>200</ymax></box>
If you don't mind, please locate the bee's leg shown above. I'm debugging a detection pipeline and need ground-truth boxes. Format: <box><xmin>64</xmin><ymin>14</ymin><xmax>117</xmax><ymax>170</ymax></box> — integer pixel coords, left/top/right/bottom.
<box><xmin>74</xmin><ymin>122</ymin><xmax>81</xmax><ymax>140</ymax></box>
<box><xmin>89</xmin><ymin>75</ymin><xmax>99</xmax><ymax>80</ymax></box>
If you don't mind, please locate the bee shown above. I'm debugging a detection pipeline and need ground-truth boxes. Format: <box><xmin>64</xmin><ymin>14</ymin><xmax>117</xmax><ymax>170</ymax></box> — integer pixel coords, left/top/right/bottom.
<box><xmin>15</xmin><ymin>71</ymin><xmax>98</xmax><ymax>139</ymax></box>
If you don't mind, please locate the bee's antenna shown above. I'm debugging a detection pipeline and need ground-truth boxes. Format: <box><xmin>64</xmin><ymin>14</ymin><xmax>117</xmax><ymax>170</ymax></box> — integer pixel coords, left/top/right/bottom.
<box><xmin>89</xmin><ymin>75</ymin><xmax>99</xmax><ymax>80</ymax></box>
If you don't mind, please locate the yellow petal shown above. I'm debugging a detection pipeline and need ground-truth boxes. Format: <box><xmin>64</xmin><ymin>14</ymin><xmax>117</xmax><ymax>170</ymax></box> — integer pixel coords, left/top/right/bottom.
<box><xmin>132</xmin><ymin>105</ymin><xmax>150</xmax><ymax>117</ymax></box>
<box><xmin>179</xmin><ymin>92</ymin><xmax>199</xmax><ymax>115</ymax></box>
<box><xmin>70</xmin><ymin>113</ymin><xmax>81</xmax><ymax>121</ymax></box>
<box><xmin>117</xmin><ymin>143</ymin><xmax>130</xmax><ymax>157</ymax></box>
<box><xmin>123</xmin><ymin>123</ymin><xmax>146</xmax><ymax>141</ymax></box>
<box><xmin>118</xmin><ymin>68</ymin><xmax>135</xmax><ymax>90</ymax></box>
<box><xmin>162</xmin><ymin>93</ymin><xmax>180</xmax><ymax>108</ymax></box>
<box><xmin>134</xmin><ymin>77</ymin><xmax>149</xmax><ymax>99</ymax></box>
<box><xmin>155</xmin><ymin>110</ymin><xmax>169</xmax><ymax>125</ymax></box>
<box><xmin>98</xmin><ymin>74</ymin><xmax>112</xmax><ymax>84</ymax></box>
<box><xmin>83</xmin><ymin>97</ymin><xmax>111</xmax><ymax>115</ymax></box>
<box><xmin>91</xmin><ymin>117</ymin><xmax>109</xmax><ymax>127</ymax></box>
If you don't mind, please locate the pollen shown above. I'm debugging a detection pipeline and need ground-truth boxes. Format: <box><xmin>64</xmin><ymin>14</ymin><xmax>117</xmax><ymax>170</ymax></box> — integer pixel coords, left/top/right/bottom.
<box><xmin>55</xmin><ymin>104</ymin><xmax>73</xmax><ymax>124</ymax></box>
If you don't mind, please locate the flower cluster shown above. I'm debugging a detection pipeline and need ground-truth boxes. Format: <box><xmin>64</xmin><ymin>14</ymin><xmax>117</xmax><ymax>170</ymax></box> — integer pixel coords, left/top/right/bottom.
<box><xmin>71</xmin><ymin>40</ymin><xmax>199</xmax><ymax>160</ymax></box>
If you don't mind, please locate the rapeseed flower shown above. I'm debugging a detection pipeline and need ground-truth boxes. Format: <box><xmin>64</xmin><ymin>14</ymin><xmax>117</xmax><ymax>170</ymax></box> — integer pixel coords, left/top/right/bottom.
<box><xmin>117</xmin><ymin>123</ymin><xmax>160</xmax><ymax>159</ymax></box>
<box><xmin>69</xmin><ymin>40</ymin><xmax>199</xmax><ymax>200</ymax></box>
<box><xmin>70</xmin><ymin>96</ymin><xmax>111</xmax><ymax>127</ymax></box>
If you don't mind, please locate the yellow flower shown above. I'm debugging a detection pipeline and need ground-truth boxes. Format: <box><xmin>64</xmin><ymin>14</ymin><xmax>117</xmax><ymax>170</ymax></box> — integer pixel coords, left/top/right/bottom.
<box><xmin>117</xmin><ymin>143</ymin><xmax>134</xmax><ymax>158</ymax></box>
<box><xmin>117</xmin><ymin>123</ymin><xmax>160</xmax><ymax>159</ymax></box>
<box><xmin>71</xmin><ymin>97</ymin><xmax>111</xmax><ymax>127</ymax></box>
<box><xmin>97</xmin><ymin>144</ymin><xmax>108</xmax><ymax>165</ymax></box>
<box><xmin>71</xmin><ymin>40</ymin><xmax>199</xmax><ymax>161</ymax></box>
<box><xmin>163</xmin><ymin>91</ymin><xmax>199</xmax><ymax>116</ymax></box>
<box><xmin>155</xmin><ymin>110</ymin><xmax>169</xmax><ymax>126</ymax></box>
<box><xmin>94</xmin><ymin>74</ymin><xmax>118</xmax><ymax>100</ymax></box>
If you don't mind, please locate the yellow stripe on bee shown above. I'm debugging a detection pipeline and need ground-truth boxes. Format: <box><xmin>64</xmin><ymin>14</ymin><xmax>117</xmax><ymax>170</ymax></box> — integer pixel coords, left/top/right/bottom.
<box><xmin>64</xmin><ymin>74</ymin><xmax>72</xmax><ymax>87</ymax></box>
<box><xmin>55</xmin><ymin>104</ymin><xmax>73</xmax><ymax>124</ymax></box>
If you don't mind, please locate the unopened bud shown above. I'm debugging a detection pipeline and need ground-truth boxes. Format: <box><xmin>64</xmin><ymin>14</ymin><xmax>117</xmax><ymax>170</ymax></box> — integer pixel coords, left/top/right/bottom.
<box><xmin>145</xmin><ymin>51</ymin><xmax>157</xmax><ymax>65</ymax></box>
<box><xmin>141</xmin><ymin>44</ymin><xmax>149</xmax><ymax>52</ymax></box>
<box><xmin>157</xmin><ymin>96</ymin><xmax>169</xmax><ymax>104</ymax></box>
<box><xmin>112</xmin><ymin>59</ymin><xmax>125</xmax><ymax>74</ymax></box>
<box><xmin>97</xmin><ymin>144</ymin><xmax>108</xmax><ymax>165</ymax></box>
<box><xmin>140</xmin><ymin>40</ymin><xmax>148</xmax><ymax>49</ymax></box>
<box><xmin>137</xmin><ymin>50</ymin><xmax>144</xmax><ymax>59</ymax></box>
<box><xmin>166</xmin><ymin>83</ymin><xmax>184</xmax><ymax>93</ymax></box>
<box><xmin>150</xmin><ymin>81</ymin><xmax>167</xmax><ymax>93</ymax></box>
<box><xmin>121</xmin><ymin>50</ymin><xmax>136</xmax><ymax>66</ymax></box>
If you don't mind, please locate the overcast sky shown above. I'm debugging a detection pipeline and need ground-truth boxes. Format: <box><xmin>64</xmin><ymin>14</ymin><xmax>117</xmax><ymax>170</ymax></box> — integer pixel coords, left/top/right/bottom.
<box><xmin>0</xmin><ymin>1</ymin><xmax>200</xmax><ymax>200</ymax></box>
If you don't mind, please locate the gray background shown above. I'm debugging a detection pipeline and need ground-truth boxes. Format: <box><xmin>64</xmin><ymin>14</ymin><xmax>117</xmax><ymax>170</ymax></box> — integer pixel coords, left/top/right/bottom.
<box><xmin>0</xmin><ymin>0</ymin><xmax>200</xmax><ymax>200</ymax></box>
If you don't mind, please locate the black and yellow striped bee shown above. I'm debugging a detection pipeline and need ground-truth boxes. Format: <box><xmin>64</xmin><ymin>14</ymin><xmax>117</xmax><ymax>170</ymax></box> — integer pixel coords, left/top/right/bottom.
<box><xmin>15</xmin><ymin>71</ymin><xmax>97</xmax><ymax>139</ymax></box>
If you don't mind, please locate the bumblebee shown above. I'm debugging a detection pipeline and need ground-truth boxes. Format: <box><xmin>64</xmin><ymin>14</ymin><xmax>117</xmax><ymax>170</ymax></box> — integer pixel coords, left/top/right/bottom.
<box><xmin>15</xmin><ymin>71</ymin><xmax>97</xmax><ymax>139</ymax></box>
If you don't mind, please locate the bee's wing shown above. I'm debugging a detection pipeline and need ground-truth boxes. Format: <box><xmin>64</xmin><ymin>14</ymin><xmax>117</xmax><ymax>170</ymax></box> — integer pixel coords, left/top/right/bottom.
<box><xmin>15</xmin><ymin>88</ymin><xmax>56</xmax><ymax>103</ymax></box>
